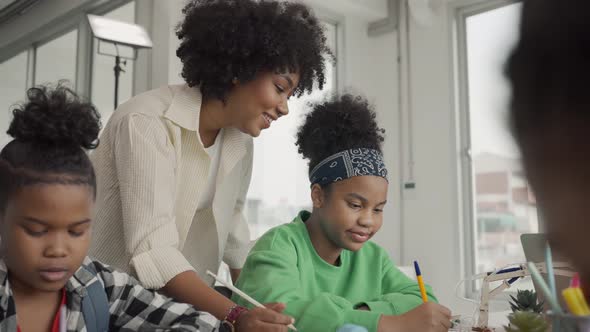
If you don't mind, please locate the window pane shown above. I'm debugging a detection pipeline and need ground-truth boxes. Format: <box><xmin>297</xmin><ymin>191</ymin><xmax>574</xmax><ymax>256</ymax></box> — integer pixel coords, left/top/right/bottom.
<box><xmin>35</xmin><ymin>30</ymin><xmax>78</xmax><ymax>86</ymax></box>
<box><xmin>466</xmin><ymin>4</ymin><xmax>534</xmax><ymax>277</ymax></box>
<box><xmin>91</xmin><ymin>1</ymin><xmax>135</xmax><ymax>124</ymax></box>
<box><xmin>0</xmin><ymin>51</ymin><xmax>28</xmax><ymax>149</ymax></box>
<box><xmin>246</xmin><ymin>22</ymin><xmax>337</xmax><ymax>239</ymax></box>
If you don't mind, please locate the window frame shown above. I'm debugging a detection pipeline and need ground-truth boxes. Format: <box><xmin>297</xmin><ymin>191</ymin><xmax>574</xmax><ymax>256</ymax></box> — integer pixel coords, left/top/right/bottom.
<box><xmin>33</xmin><ymin>28</ymin><xmax>80</xmax><ymax>87</ymax></box>
<box><xmin>0</xmin><ymin>0</ymin><xmax>133</xmax><ymax>97</ymax></box>
<box><xmin>298</xmin><ymin>5</ymin><xmax>344</xmax><ymax>93</ymax></box>
<box><xmin>454</xmin><ymin>0</ymin><xmax>524</xmax><ymax>299</ymax></box>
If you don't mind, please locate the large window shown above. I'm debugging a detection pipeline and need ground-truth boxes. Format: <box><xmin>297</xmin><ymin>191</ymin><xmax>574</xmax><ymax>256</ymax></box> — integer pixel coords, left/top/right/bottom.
<box><xmin>246</xmin><ymin>22</ymin><xmax>337</xmax><ymax>239</ymax></box>
<box><xmin>0</xmin><ymin>1</ymin><xmax>135</xmax><ymax>146</ymax></box>
<box><xmin>460</xmin><ymin>3</ymin><xmax>534</xmax><ymax>278</ymax></box>
<box><xmin>0</xmin><ymin>51</ymin><xmax>29</xmax><ymax>148</ymax></box>
<box><xmin>34</xmin><ymin>30</ymin><xmax>78</xmax><ymax>86</ymax></box>
<box><xmin>0</xmin><ymin>28</ymin><xmax>79</xmax><ymax>150</ymax></box>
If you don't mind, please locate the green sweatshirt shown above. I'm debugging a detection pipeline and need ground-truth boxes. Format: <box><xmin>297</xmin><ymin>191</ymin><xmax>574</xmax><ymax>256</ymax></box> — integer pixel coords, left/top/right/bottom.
<box><xmin>233</xmin><ymin>211</ymin><xmax>437</xmax><ymax>332</ymax></box>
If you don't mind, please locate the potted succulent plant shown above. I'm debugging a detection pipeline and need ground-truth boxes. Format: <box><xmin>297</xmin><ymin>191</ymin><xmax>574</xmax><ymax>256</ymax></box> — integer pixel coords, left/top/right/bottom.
<box><xmin>504</xmin><ymin>311</ymin><xmax>549</xmax><ymax>332</ymax></box>
<box><xmin>502</xmin><ymin>290</ymin><xmax>548</xmax><ymax>332</ymax></box>
<box><xmin>509</xmin><ymin>290</ymin><xmax>545</xmax><ymax>314</ymax></box>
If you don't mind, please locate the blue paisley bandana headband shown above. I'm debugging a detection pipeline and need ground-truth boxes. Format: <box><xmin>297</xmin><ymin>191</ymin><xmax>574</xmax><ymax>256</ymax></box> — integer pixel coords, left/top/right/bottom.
<box><xmin>309</xmin><ymin>148</ymin><xmax>388</xmax><ymax>186</ymax></box>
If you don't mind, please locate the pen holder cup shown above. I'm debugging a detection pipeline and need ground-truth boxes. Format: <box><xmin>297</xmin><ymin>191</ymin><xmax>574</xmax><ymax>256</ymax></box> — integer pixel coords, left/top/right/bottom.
<box><xmin>547</xmin><ymin>311</ymin><xmax>590</xmax><ymax>332</ymax></box>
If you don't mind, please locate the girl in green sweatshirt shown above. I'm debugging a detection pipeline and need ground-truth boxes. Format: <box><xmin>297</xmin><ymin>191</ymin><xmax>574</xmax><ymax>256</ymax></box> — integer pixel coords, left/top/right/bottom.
<box><xmin>233</xmin><ymin>94</ymin><xmax>452</xmax><ymax>332</ymax></box>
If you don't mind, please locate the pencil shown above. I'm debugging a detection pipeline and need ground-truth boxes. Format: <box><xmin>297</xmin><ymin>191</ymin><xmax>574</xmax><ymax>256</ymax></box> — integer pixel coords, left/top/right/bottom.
<box><xmin>414</xmin><ymin>261</ymin><xmax>428</xmax><ymax>302</ymax></box>
<box><xmin>206</xmin><ymin>270</ymin><xmax>298</xmax><ymax>331</ymax></box>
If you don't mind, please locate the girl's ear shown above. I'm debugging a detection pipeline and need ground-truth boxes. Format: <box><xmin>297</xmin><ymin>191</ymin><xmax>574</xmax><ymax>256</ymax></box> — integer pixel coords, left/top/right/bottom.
<box><xmin>311</xmin><ymin>184</ymin><xmax>326</xmax><ymax>209</ymax></box>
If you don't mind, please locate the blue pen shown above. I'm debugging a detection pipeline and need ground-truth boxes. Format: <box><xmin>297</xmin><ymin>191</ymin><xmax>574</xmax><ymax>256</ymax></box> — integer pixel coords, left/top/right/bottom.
<box><xmin>487</xmin><ymin>267</ymin><xmax>524</xmax><ymax>285</ymax></box>
<box><xmin>487</xmin><ymin>267</ymin><xmax>523</xmax><ymax>276</ymax></box>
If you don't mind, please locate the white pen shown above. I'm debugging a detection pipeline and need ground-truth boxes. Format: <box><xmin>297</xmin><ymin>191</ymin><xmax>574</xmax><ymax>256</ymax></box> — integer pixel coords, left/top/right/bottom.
<box><xmin>206</xmin><ymin>270</ymin><xmax>297</xmax><ymax>331</ymax></box>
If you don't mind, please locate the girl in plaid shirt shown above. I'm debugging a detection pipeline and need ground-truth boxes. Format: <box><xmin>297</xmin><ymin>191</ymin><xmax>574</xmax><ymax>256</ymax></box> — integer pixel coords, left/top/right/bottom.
<box><xmin>0</xmin><ymin>84</ymin><xmax>220</xmax><ymax>332</ymax></box>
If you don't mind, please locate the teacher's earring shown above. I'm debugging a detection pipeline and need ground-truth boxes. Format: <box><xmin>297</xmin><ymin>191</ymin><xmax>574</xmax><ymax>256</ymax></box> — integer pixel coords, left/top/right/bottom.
<box><xmin>232</xmin><ymin>77</ymin><xmax>238</xmax><ymax>84</ymax></box>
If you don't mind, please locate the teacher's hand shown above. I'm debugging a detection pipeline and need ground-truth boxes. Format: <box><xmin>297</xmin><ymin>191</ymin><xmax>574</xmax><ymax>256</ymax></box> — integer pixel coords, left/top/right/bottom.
<box><xmin>236</xmin><ymin>303</ymin><xmax>295</xmax><ymax>332</ymax></box>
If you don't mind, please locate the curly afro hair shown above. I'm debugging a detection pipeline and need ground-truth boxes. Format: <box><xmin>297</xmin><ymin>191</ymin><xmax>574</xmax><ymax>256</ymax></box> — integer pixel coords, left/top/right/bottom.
<box><xmin>176</xmin><ymin>0</ymin><xmax>333</xmax><ymax>101</ymax></box>
<box><xmin>296</xmin><ymin>94</ymin><xmax>385</xmax><ymax>172</ymax></box>
<box><xmin>0</xmin><ymin>83</ymin><xmax>101</xmax><ymax>211</ymax></box>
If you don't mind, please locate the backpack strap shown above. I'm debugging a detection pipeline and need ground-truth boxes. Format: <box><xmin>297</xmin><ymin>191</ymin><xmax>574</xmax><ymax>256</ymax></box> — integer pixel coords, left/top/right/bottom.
<box><xmin>81</xmin><ymin>263</ymin><xmax>110</xmax><ymax>332</ymax></box>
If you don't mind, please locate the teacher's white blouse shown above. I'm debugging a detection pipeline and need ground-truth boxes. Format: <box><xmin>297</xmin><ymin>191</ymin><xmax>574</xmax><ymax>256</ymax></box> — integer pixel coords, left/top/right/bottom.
<box><xmin>89</xmin><ymin>84</ymin><xmax>252</xmax><ymax>289</ymax></box>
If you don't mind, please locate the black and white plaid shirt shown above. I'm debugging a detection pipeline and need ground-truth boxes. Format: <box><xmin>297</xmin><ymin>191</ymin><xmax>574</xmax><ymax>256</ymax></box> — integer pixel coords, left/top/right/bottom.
<box><xmin>0</xmin><ymin>257</ymin><xmax>220</xmax><ymax>331</ymax></box>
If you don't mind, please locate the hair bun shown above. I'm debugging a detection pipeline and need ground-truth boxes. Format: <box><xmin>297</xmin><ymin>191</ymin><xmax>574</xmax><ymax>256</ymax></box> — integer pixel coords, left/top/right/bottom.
<box><xmin>296</xmin><ymin>93</ymin><xmax>385</xmax><ymax>169</ymax></box>
<box><xmin>7</xmin><ymin>84</ymin><xmax>101</xmax><ymax>150</ymax></box>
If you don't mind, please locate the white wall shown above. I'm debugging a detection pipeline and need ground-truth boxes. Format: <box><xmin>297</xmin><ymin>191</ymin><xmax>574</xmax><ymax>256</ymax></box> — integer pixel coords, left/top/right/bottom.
<box><xmin>340</xmin><ymin>16</ymin><xmax>402</xmax><ymax>264</ymax></box>
<box><xmin>402</xmin><ymin>3</ymin><xmax>463</xmax><ymax>310</ymax></box>
<box><xmin>399</xmin><ymin>0</ymin><xmax>509</xmax><ymax>318</ymax></box>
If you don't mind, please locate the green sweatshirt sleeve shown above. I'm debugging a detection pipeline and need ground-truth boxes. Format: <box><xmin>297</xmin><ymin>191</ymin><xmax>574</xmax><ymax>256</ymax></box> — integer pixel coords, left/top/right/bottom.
<box><xmin>362</xmin><ymin>255</ymin><xmax>438</xmax><ymax>315</ymax></box>
<box><xmin>234</xmin><ymin>248</ymin><xmax>382</xmax><ymax>332</ymax></box>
